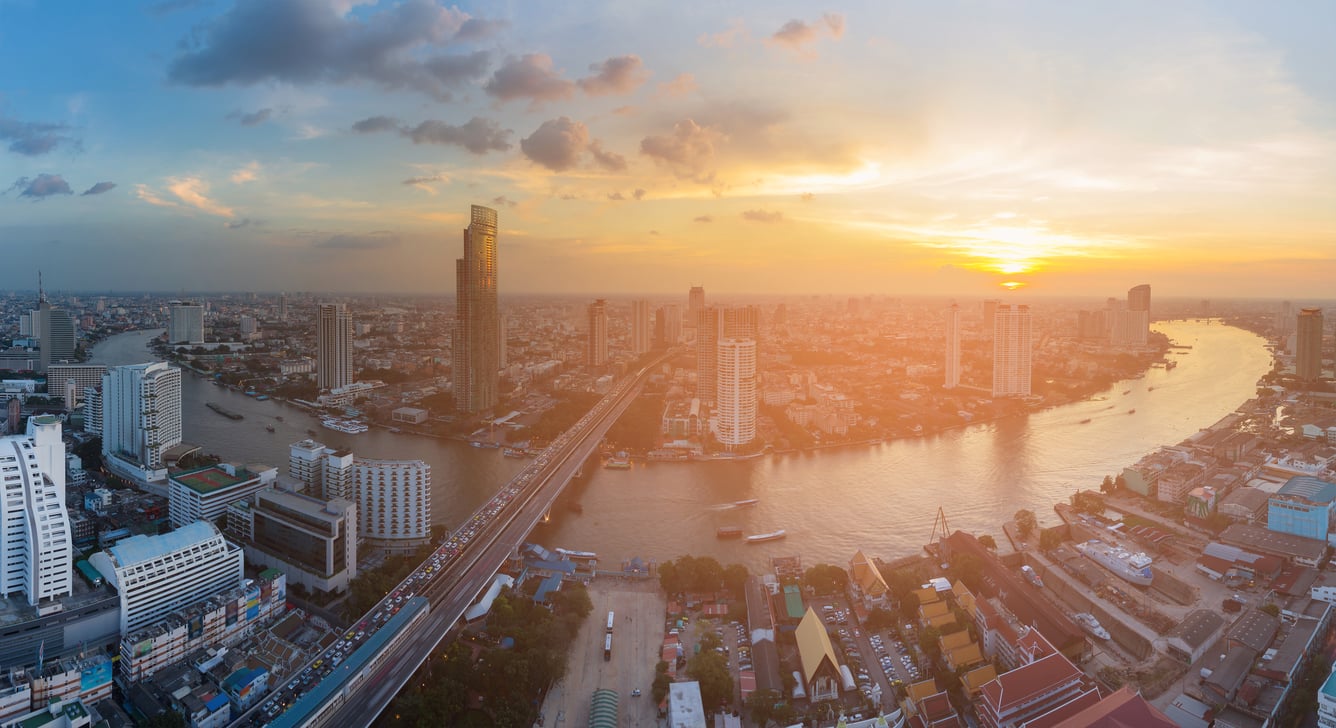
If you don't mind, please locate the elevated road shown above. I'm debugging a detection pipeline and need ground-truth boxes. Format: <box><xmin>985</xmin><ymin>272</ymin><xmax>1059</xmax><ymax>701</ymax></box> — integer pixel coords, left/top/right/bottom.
<box><xmin>319</xmin><ymin>355</ymin><xmax>667</xmax><ymax>727</ymax></box>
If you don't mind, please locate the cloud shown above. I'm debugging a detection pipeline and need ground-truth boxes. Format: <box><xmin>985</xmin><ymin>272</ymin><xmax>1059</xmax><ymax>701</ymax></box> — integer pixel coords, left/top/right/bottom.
<box><xmin>350</xmin><ymin>115</ymin><xmax>401</xmax><ymax>134</ymax></box>
<box><xmin>403</xmin><ymin>117</ymin><xmax>512</xmax><ymax>154</ymax></box>
<box><xmin>455</xmin><ymin>17</ymin><xmax>507</xmax><ymax>41</ymax></box>
<box><xmin>316</xmin><ymin>231</ymin><xmax>399</xmax><ymax>250</ymax></box>
<box><xmin>633</xmin><ymin>188</ymin><xmax>646</xmax><ymax>200</ymax></box>
<box><xmin>10</xmin><ymin>174</ymin><xmax>73</xmax><ymax>200</ymax></box>
<box><xmin>800</xmin><ymin>192</ymin><xmax>815</xmax><ymax>201</ymax></box>
<box><xmin>81</xmin><ymin>181</ymin><xmax>117</xmax><ymax>196</ymax></box>
<box><xmin>577</xmin><ymin>55</ymin><xmax>649</xmax><ymax>96</ymax></box>
<box><xmin>402</xmin><ymin>173</ymin><xmax>448</xmax><ymax>193</ymax></box>
<box><xmin>227</xmin><ymin>107</ymin><xmax>273</xmax><ymax>126</ymax></box>
<box><xmin>167</xmin><ymin>0</ymin><xmax>495</xmax><ymax>100</ymax></box>
<box><xmin>607</xmin><ymin>191</ymin><xmax>626</xmax><ymax>201</ymax></box>
<box><xmin>484</xmin><ymin>54</ymin><xmax>575</xmax><ymax>107</ymax></box>
<box><xmin>135</xmin><ymin>184</ymin><xmax>179</xmax><ymax>208</ymax></box>
<box><xmin>698</xmin><ymin>19</ymin><xmax>747</xmax><ymax>48</ymax></box>
<box><xmin>141</xmin><ymin>176</ymin><xmax>234</xmax><ymax>217</ymax></box>
<box><xmin>693</xmin><ymin>215</ymin><xmax>712</xmax><ymax>223</ymax></box>
<box><xmin>230</xmin><ymin>161</ymin><xmax>260</xmax><ymax>184</ymax></box>
<box><xmin>768</xmin><ymin>13</ymin><xmax>846</xmax><ymax>55</ymax></box>
<box><xmin>520</xmin><ymin>117</ymin><xmax>627</xmax><ymax>173</ymax></box>
<box><xmin>491</xmin><ymin>195</ymin><xmax>517</xmax><ymax>208</ymax></box>
<box><xmin>225</xmin><ymin>218</ymin><xmax>252</xmax><ymax>229</ymax></box>
<box><xmin>656</xmin><ymin>73</ymin><xmax>697</xmax><ymax>98</ymax></box>
<box><xmin>742</xmin><ymin>209</ymin><xmax>784</xmax><ymax>223</ymax></box>
<box><xmin>0</xmin><ymin>114</ymin><xmax>80</xmax><ymax>156</ymax></box>
<box><xmin>640</xmin><ymin>118</ymin><xmax>720</xmax><ymax>180</ymax></box>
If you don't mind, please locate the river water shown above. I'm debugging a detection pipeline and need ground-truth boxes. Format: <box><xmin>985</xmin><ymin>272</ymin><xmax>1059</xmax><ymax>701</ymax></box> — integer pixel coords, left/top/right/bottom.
<box><xmin>92</xmin><ymin>321</ymin><xmax>1270</xmax><ymax>571</ymax></box>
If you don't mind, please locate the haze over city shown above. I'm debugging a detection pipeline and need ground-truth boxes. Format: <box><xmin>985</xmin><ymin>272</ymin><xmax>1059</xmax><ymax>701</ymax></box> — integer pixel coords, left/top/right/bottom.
<box><xmin>3</xmin><ymin>1</ymin><xmax>1336</xmax><ymax>295</ymax></box>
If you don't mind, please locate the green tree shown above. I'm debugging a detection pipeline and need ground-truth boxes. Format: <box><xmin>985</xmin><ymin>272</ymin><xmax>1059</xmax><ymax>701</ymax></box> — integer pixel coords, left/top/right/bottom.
<box><xmin>898</xmin><ymin>590</ymin><xmax>921</xmax><ymax>621</ymax></box>
<box><xmin>1260</xmin><ymin>603</ymin><xmax>1281</xmax><ymax>617</ymax></box>
<box><xmin>1039</xmin><ymin>529</ymin><xmax>1063</xmax><ymax>551</ymax></box>
<box><xmin>1100</xmin><ymin>475</ymin><xmax>1115</xmax><ymax>494</ymax></box>
<box><xmin>864</xmin><ymin>607</ymin><xmax>897</xmax><ymax>632</ymax></box>
<box><xmin>1073</xmin><ymin>490</ymin><xmax>1104</xmax><ymax>514</ymax></box>
<box><xmin>802</xmin><ymin>564</ymin><xmax>850</xmax><ymax>596</ymax></box>
<box><xmin>977</xmin><ymin>534</ymin><xmax>998</xmax><ymax>550</ymax></box>
<box><xmin>1014</xmin><ymin>509</ymin><xmax>1037</xmax><ymax>539</ymax></box>
<box><xmin>723</xmin><ymin>563</ymin><xmax>750</xmax><ymax>595</ymax></box>
<box><xmin>687</xmin><ymin>650</ymin><xmax>733</xmax><ymax>711</ymax></box>
<box><xmin>746</xmin><ymin>689</ymin><xmax>784</xmax><ymax>727</ymax></box>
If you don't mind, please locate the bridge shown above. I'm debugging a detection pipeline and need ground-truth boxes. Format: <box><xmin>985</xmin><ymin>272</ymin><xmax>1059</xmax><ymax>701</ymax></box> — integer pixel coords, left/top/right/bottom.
<box><xmin>238</xmin><ymin>354</ymin><xmax>667</xmax><ymax>727</ymax></box>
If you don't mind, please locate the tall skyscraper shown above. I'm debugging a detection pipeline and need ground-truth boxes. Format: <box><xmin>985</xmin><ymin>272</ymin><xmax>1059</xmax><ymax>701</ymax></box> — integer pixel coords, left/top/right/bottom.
<box><xmin>38</xmin><ymin>302</ymin><xmax>76</xmax><ymax>372</ymax></box>
<box><xmin>1277</xmin><ymin>300</ymin><xmax>1293</xmax><ymax>338</ymax></box>
<box><xmin>716</xmin><ymin>338</ymin><xmax>757</xmax><ymax>449</ymax></box>
<box><xmin>453</xmin><ymin>205</ymin><xmax>500</xmax><ymax>414</ymax></box>
<box><xmin>316</xmin><ymin>303</ymin><xmax>353</xmax><ymax>391</ymax></box>
<box><xmin>655</xmin><ymin>304</ymin><xmax>682</xmax><ymax>349</ymax></box>
<box><xmin>587</xmin><ymin>299</ymin><xmax>609</xmax><ymax>368</ymax></box>
<box><xmin>696</xmin><ymin>306</ymin><xmax>722</xmax><ymax>403</ymax></box>
<box><xmin>278</xmin><ymin>292</ymin><xmax>288</xmax><ymax>322</ymax></box>
<box><xmin>631</xmin><ymin>299</ymin><xmax>651</xmax><ymax>356</ymax></box>
<box><xmin>1297</xmin><ymin>307</ymin><xmax>1324</xmax><ymax>382</ymax></box>
<box><xmin>945</xmin><ymin>304</ymin><xmax>961</xmax><ymax>389</ymax></box>
<box><xmin>687</xmin><ymin>286</ymin><xmax>705</xmax><ymax>329</ymax></box>
<box><xmin>0</xmin><ymin>415</ymin><xmax>73</xmax><ymax>606</ymax></box>
<box><xmin>1125</xmin><ymin>284</ymin><xmax>1151</xmax><ymax>345</ymax></box>
<box><xmin>992</xmin><ymin>304</ymin><xmax>1032</xmax><ymax>397</ymax></box>
<box><xmin>101</xmin><ymin>362</ymin><xmax>183</xmax><ymax>482</ymax></box>
<box><xmin>167</xmin><ymin>301</ymin><xmax>205</xmax><ymax>345</ymax></box>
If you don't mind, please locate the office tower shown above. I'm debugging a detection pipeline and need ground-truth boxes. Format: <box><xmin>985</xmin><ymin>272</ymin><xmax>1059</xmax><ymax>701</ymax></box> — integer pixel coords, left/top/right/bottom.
<box><xmin>18</xmin><ymin>313</ymin><xmax>32</xmax><ymax>337</ymax></box>
<box><xmin>1127</xmin><ymin>284</ymin><xmax>1151</xmax><ymax>312</ymax></box>
<box><xmin>239</xmin><ymin>315</ymin><xmax>258</xmax><ymax>338</ymax></box>
<box><xmin>1125</xmin><ymin>284</ymin><xmax>1151</xmax><ymax>345</ymax></box>
<box><xmin>992</xmin><ymin>304</ymin><xmax>1032</xmax><ymax>397</ymax></box>
<box><xmin>1297</xmin><ymin>308</ymin><xmax>1324</xmax><ymax>382</ymax></box>
<box><xmin>1276</xmin><ymin>300</ymin><xmax>1293</xmax><ymax>338</ymax></box>
<box><xmin>656</xmin><ymin>304</ymin><xmax>682</xmax><ymax>348</ymax></box>
<box><xmin>453</xmin><ymin>204</ymin><xmax>500</xmax><ymax>414</ymax></box>
<box><xmin>631</xmin><ymin>299</ymin><xmax>651</xmax><ymax>356</ymax></box>
<box><xmin>587</xmin><ymin>299</ymin><xmax>609</xmax><ymax>368</ymax></box>
<box><xmin>716</xmin><ymin>338</ymin><xmax>757</xmax><ymax>449</ymax></box>
<box><xmin>982</xmin><ymin>299</ymin><xmax>1000</xmax><ymax>335</ymax></box>
<box><xmin>278</xmin><ymin>292</ymin><xmax>288</xmax><ymax>322</ymax></box>
<box><xmin>89</xmin><ymin>521</ymin><xmax>244</xmax><ymax>634</ymax></box>
<box><xmin>167</xmin><ymin>301</ymin><xmax>205</xmax><ymax>345</ymax></box>
<box><xmin>687</xmin><ymin>286</ymin><xmax>705</xmax><ymax>329</ymax></box>
<box><xmin>38</xmin><ymin>303</ymin><xmax>76</xmax><ymax>372</ymax></box>
<box><xmin>696</xmin><ymin>306</ymin><xmax>722</xmax><ymax>403</ymax></box>
<box><xmin>6</xmin><ymin>398</ymin><xmax>19</xmax><ymax>434</ymax></box>
<box><xmin>101</xmin><ymin>362</ymin><xmax>183</xmax><ymax>481</ymax></box>
<box><xmin>316</xmin><ymin>303</ymin><xmax>353</xmax><ymax>391</ymax></box>
<box><xmin>231</xmin><ymin>487</ymin><xmax>357</xmax><ymax>594</ymax></box>
<box><xmin>945</xmin><ymin>304</ymin><xmax>961</xmax><ymax>389</ymax></box>
<box><xmin>0</xmin><ymin>416</ymin><xmax>73</xmax><ymax>606</ymax></box>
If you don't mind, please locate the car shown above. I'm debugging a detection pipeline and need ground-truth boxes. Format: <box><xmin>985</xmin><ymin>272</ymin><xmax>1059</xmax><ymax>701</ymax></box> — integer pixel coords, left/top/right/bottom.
<box><xmin>631</xmin><ymin>689</ymin><xmax>642</xmax><ymax>697</ymax></box>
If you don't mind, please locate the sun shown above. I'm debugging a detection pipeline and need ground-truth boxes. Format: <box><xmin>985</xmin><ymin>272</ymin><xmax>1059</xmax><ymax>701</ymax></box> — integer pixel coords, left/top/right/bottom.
<box><xmin>1000</xmin><ymin>281</ymin><xmax>1026</xmax><ymax>290</ymax></box>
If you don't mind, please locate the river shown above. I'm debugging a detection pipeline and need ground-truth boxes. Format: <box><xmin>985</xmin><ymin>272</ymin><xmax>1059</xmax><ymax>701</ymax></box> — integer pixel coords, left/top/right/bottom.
<box><xmin>91</xmin><ymin>320</ymin><xmax>1270</xmax><ymax>571</ymax></box>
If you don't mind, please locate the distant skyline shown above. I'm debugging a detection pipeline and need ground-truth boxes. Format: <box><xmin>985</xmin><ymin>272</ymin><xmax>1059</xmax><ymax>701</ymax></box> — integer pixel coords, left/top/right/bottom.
<box><xmin>3</xmin><ymin>1</ymin><xmax>1336</xmax><ymax>296</ymax></box>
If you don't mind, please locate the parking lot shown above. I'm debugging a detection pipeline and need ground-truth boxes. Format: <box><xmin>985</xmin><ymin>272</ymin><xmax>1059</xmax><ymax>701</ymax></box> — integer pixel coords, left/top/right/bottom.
<box><xmin>538</xmin><ymin>579</ymin><xmax>665</xmax><ymax>727</ymax></box>
<box><xmin>807</xmin><ymin>596</ymin><xmax>921</xmax><ymax>711</ymax></box>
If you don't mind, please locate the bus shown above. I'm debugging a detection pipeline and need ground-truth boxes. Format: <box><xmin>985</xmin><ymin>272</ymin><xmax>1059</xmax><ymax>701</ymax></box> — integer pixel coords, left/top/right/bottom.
<box><xmin>603</xmin><ymin>633</ymin><xmax>612</xmax><ymax>661</ymax></box>
<box><xmin>606</xmin><ymin>611</ymin><xmax>615</xmax><ymax>633</ymax></box>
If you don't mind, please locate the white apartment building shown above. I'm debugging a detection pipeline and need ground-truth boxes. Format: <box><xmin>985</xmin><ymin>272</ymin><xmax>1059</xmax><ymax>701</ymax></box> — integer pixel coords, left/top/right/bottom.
<box><xmin>81</xmin><ymin>387</ymin><xmax>101</xmax><ymax>437</ymax></box>
<box><xmin>992</xmin><ymin>304</ymin><xmax>1032</xmax><ymax>397</ymax></box>
<box><xmin>167</xmin><ymin>463</ymin><xmax>277</xmax><ymax>528</ymax></box>
<box><xmin>1319</xmin><ymin>662</ymin><xmax>1336</xmax><ymax>728</ymax></box>
<box><xmin>44</xmin><ymin>364</ymin><xmax>106</xmax><ymax>408</ymax></box>
<box><xmin>167</xmin><ymin>301</ymin><xmax>205</xmax><ymax>345</ymax></box>
<box><xmin>288</xmin><ymin>440</ymin><xmax>428</xmax><ymax>550</ymax></box>
<box><xmin>945</xmin><ymin>304</ymin><xmax>961</xmax><ymax>389</ymax></box>
<box><xmin>715</xmin><ymin>338</ymin><xmax>757</xmax><ymax>449</ymax></box>
<box><xmin>0</xmin><ymin>416</ymin><xmax>73</xmax><ymax>606</ymax></box>
<box><xmin>101</xmin><ymin>362</ymin><xmax>183</xmax><ymax>484</ymax></box>
<box><xmin>89</xmin><ymin>520</ymin><xmax>244</xmax><ymax>634</ymax></box>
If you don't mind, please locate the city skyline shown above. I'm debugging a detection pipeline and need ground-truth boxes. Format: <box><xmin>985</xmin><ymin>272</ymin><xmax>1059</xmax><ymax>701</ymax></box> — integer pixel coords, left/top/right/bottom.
<box><xmin>3</xmin><ymin>2</ymin><xmax>1336</xmax><ymax>296</ymax></box>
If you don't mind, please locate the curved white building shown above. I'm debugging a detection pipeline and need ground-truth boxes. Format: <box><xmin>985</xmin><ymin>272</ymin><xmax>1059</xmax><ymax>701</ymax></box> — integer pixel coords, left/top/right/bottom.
<box><xmin>354</xmin><ymin>458</ymin><xmax>431</xmax><ymax>550</ymax></box>
<box><xmin>0</xmin><ymin>416</ymin><xmax>73</xmax><ymax>606</ymax></box>
<box><xmin>716</xmin><ymin>338</ymin><xmax>757</xmax><ymax>449</ymax></box>
<box><xmin>101</xmin><ymin>362</ymin><xmax>183</xmax><ymax>484</ymax></box>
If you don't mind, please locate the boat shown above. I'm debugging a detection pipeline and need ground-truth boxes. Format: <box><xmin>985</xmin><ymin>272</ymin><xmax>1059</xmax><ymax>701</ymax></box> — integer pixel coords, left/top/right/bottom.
<box><xmin>716</xmin><ymin>526</ymin><xmax>744</xmax><ymax>539</ymax></box>
<box><xmin>321</xmin><ymin>417</ymin><xmax>369</xmax><ymax>434</ymax></box>
<box><xmin>732</xmin><ymin>498</ymin><xmax>760</xmax><ymax>508</ymax></box>
<box><xmin>255</xmin><ymin>394</ymin><xmax>270</xmax><ymax>401</ymax></box>
<box><xmin>1127</xmin><ymin>409</ymin><xmax>1136</xmax><ymax>414</ymax></box>
<box><xmin>503</xmin><ymin>447</ymin><xmax>526</xmax><ymax>458</ymax></box>
<box><xmin>244</xmin><ymin>389</ymin><xmax>257</xmax><ymax>396</ymax></box>
<box><xmin>275</xmin><ymin>416</ymin><xmax>284</xmax><ymax>422</ymax></box>
<box><xmin>265</xmin><ymin>425</ymin><xmax>275</xmax><ymax>433</ymax></box>
<box><xmin>555</xmin><ymin>547</ymin><xmax>598</xmax><ymax>560</ymax></box>
<box><xmin>1021</xmin><ymin>565</ymin><xmax>1045</xmax><ymax>588</ymax></box>
<box><xmin>1078</xmin><ymin>418</ymin><xmax>1092</xmax><ymax>424</ymax></box>
<box><xmin>1147</xmin><ymin>386</ymin><xmax>1155</xmax><ymax>392</ymax></box>
<box><xmin>470</xmin><ymin>441</ymin><xmax>487</xmax><ymax>448</ymax></box>
<box><xmin>1074</xmin><ymin>612</ymin><xmax>1110</xmax><ymax>640</ymax></box>
<box><xmin>1123</xmin><ymin>390</ymin><xmax>1131</xmax><ymax>395</ymax></box>
<box><xmin>206</xmin><ymin>402</ymin><xmax>244</xmax><ymax>420</ymax></box>
<box><xmin>604</xmin><ymin>456</ymin><xmax>632</xmax><ymax>470</ymax></box>
<box><xmin>1075</xmin><ymin>539</ymin><xmax>1153</xmax><ymax>586</ymax></box>
<box><xmin>388</xmin><ymin>427</ymin><xmax>401</xmax><ymax>433</ymax></box>
<box><xmin>1166</xmin><ymin>360</ymin><xmax>1178</xmax><ymax>370</ymax></box>
<box><xmin>746</xmin><ymin>529</ymin><xmax>787</xmax><ymax>544</ymax></box>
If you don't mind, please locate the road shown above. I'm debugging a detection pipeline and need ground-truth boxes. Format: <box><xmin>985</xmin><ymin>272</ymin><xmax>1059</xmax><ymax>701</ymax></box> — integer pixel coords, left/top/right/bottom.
<box><xmin>319</xmin><ymin>356</ymin><xmax>666</xmax><ymax>727</ymax></box>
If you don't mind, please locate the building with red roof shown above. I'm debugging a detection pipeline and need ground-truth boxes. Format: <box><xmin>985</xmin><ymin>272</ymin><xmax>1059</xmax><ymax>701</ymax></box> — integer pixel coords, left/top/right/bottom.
<box><xmin>976</xmin><ymin>630</ymin><xmax>1098</xmax><ymax>728</ymax></box>
<box><xmin>1043</xmin><ymin>685</ymin><xmax>1177</xmax><ymax>728</ymax></box>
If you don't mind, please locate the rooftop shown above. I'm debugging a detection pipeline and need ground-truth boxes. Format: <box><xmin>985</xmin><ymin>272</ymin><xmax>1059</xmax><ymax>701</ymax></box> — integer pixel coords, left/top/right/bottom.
<box><xmin>794</xmin><ymin>608</ymin><xmax>840</xmax><ymax>686</ymax></box>
<box><xmin>1048</xmin><ymin>685</ymin><xmax>1178</xmax><ymax>728</ymax></box>
<box><xmin>1169</xmin><ymin>609</ymin><xmax>1225</xmax><ymax>649</ymax></box>
<box><xmin>171</xmin><ymin>464</ymin><xmax>254</xmax><ymax>494</ymax></box>
<box><xmin>1276</xmin><ymin>475</ymin><xmax>1336</xmax><ymax>504</ymax></box>
<box><xmin>978</xmin><ymin>652</ymin><xmax>1083</xmax><ymax>712</ymax></box>
<box><xmin>1228</xmin><ymin>610</ymin><xmax>1280</xmax><ymax>653</ymax></box>
<box><xmin>108</xmin><ymin>520</ymin><xmax>220</xmax><ymax>568</ymax></box>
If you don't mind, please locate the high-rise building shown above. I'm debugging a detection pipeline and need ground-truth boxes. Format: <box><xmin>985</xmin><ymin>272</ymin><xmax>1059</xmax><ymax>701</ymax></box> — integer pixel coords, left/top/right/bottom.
<box><xmin>1297</xmin><ymin>308</ymin><xmax>1324</xmax><ymax>382</ymax></box>
<box><xmin>278</xmin><ymin>292</ymin><xmax>288</xmax><ymax>322</ymax></box>
<box><xmin>38</xmin><ymin>302</ymin><xmax>76</xmax><ymax>372</ymax></box>
<box><xmin>656</xmin><ymin>305</ymin><xmax>682</xmax><ymax>348</ymax></box>
<box><xmin>498</xmin><ymin>313</ymin><xmax>508</xmax><ymax>369</ymax></box>
<box><xmin>945</xmin><ymin>304</ymin><xmax>961</xmax><ymax>389</ymax></box>
<box><xmin>1277</xmin><ymin>300</ymin><xmax>1293</xmax><ymax>338</ymax></box>
<box><xmin>45</xmin><ymin>364</ymin><xmax>106</xmax><ymax>408</ymax></box>
<box><xmin>687</xmin><ymin>286</ymin><xmax>705</xmax><ymax>330</ymax></box>
<box><xmin>716</xmin><ymin>338</ymin><xmax>757</xmax><ymax>449</ymax></box>
<box><xmin>5</xmin><ymin>398</ymin><xmax>19</xmax><ymax>435</ymax></box>
<box><xmin>587</xmin><ymin>299</ymin><xmax>609</xmax><ymax>368</ymax></box>
<box><xmin>453</xmin><ymin>205</ymin><xmax>500</xmax><ymax>414</ymax></box>
<box><xmin>696</xmin><ymin>306</ymin><xmax>722</xmax><ymax>403</ymax></box>
<box><xmin>992</xmin><ymin>304</ymin><xmax>1032</xmax><ymax>397</ymax></box>
<box><xmin>89</xmin><ymin>521</ymin><xmax>244</xmax><ymax>634</ymax></box>
<box><xmin>101</xmin><ymin>362</ymin><xmax>183</xmax><ymax>484</ymax></box>
<box><xmin>230</xmin><ymin>487</ymin><xmax>357</xmax><ymax>595</ymax></box>
<box><xmin>631</xmin><ymin>299</ymin><xmax>651</xmax><ymax>356</ymax></box>
<box><xmin>167</xmin><ymin>301</ymin><xmax>205</xmax><ymax>345</ymax></box>
<box><xmin>239</xmin><ymin>315</ymin><xmax>258</xmax><ymax>338</ymax></box>
<box><xmin>286</xmin><ymin>440</ymin><xmax>429</xmax><ymax>552</ymax></box>
<box><xmin>1127</xmin><ymin>284</ymin><xmax>1151</xmax><ymax>312</ymax></box>
<box><xmin>0</xmin><ymin>416</ymin><xmax>73</xmax><ymax>606</ymax></box>
<box><xmin>316</xmin><ymin>303</ymin><xmax>353</xmax><ymax>391</ymax></box>
<box><xmin>168</xmin><ymin>463</ymin><xmax>278</xmax><ymax>528</ymax></box>
<box><xmin>1125</xmin><ymin>284</ymin><xmax>1151</xmax><ymax>345</ymax></box>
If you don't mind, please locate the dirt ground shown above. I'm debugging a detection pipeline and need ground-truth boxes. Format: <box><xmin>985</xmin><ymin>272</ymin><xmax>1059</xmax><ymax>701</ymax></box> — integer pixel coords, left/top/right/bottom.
<box><xmin>538</xmin><ymin>577</ymin><xmax>667</xmax><ymax>727</ymax></box>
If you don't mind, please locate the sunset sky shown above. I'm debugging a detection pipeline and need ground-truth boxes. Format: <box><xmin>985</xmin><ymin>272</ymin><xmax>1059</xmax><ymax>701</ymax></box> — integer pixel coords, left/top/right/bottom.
<box><xmin>2</xmin><ymin>1</ymin><xmax>1334</xmax><ymax>297</ymax></box>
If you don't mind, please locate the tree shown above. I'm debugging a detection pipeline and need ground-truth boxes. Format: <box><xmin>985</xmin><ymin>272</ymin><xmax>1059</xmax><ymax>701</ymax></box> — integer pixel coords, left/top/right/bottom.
<box><xmin>1100</xmin><ymin>475</ymin><xmax>1115</xmax><ymax>494</ymax></box>
<box><xmin>652</xmin><ymin>661</ymin><xmax>672</xmax><ymax>703</ymax></box>
<box><xmin>1114</xmin><ymin>474</ymin><xmax>1128</xmax><ymax>491</ymax></box>
<box><xmin>1260</xmin><ymin>603</ymin><xmax>1281</xmax><ymax>617</ymax></box>
<box><xmin>1039</xmin><ymin>529</ymin><xmax>1063</xmax><ymax>552</ymax></box>
<box><xmin>687</xmin><ymin>650</ymin><xmax>733</xmax><ymax>710</ymax></box>
<box><xmin>1014</xmin><ymin>509</ymin><xmax>1037</xmax><ymax>540</ymax></box>
<box><xmin>1073</xmin><ymin>491</ymin><xmax>1105</xmax><ymax>514</ymax></box>
<box><xmin>898</xmin><ymin>590</ymin><xmax>921</xmax><ymax>621</ymax></box>
<box><xmin>978</xmin><ymin>534</ymin><xmax>998</xmax><ymax>550</ymax></box>
<box><xmin>746</xmin><ymin>689</ymin><xmax>784</xmax><ymax>727</ymax></box>
<box><xmin>803</xmin><ymin>564</ymin><xmax>850</xmax><ymax>596</ymax></box>
<box><xmin>864</xmin><ymin>607</ymin><xmax>897</xmax><ymax>632</ymax></box>
<box><xmin>723</xmin><ymin>563</ymin><xmax>750</xmax><ymax>595</ymax></box>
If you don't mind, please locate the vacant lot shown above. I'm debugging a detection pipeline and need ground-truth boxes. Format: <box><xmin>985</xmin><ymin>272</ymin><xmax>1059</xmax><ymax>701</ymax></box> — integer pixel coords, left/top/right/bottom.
<box><xmin>538</xmin><ymin>578</ymin><xmax>666</xmax><ymax>727</ymax></box>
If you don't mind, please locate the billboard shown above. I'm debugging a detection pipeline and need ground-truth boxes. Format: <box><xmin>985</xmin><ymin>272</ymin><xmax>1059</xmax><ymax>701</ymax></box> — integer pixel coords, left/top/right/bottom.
<box><xmin>225</xmin><ymin>600</ymin><xmax>238</xmax><ymax>626</ymax></box>
<box><xmin>80</xmin><ymin>659</ymin><xmax>112</xmax><ymax>692</ymax></box>
<box><xmin>188</xmin><ymin>613</ymin><xmax>203</xmax><ymax>640</ymax></box>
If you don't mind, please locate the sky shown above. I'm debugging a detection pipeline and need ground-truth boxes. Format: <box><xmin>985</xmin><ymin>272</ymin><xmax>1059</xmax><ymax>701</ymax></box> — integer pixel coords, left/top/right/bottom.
<box><xmin>1</xmin><ymin>0</ymin><xmax>1335</xmax><ymax>297</ymax></box>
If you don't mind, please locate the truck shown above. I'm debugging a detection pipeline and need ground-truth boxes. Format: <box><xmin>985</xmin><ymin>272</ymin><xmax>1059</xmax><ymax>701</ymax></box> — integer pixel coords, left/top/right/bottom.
<box><xmin>604</xmin><ymin>633</ymin><xmax>612</xmax><ymax>661</ymax></box>
<box><xmin>606</xmin><ymin>610</ymin><xmax>615</xmax><ymax>633</ymax></box>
